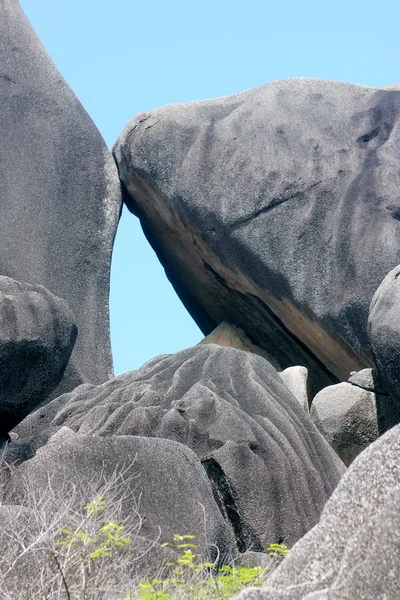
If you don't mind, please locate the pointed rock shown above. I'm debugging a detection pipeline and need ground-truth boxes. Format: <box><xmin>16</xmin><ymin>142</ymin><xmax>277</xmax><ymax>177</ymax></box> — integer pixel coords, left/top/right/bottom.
<box><xmin>0</xmin><ymin>0</ymin><xmax>121</xmax><ymax>393</ymax></box>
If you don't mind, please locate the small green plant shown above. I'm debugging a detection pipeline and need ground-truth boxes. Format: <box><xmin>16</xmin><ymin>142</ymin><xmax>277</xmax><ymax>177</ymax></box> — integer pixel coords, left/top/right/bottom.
<box><xmin>130</xmin><ymin>534</ymin><xmax>276</xmax><ymax>600</ymax></box>
<box><xmin>53</xmin><ymin>495</ymin><xmax>132</xmax><ymax>600</ymax></box>
<box><xmin>266</xmin><ymin>542</ymin><xmax>290</xmax><ymax>561</ymax></box>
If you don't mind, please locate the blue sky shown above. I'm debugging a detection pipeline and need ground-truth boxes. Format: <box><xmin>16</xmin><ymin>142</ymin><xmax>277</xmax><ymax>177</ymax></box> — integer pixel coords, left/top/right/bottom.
<box><xmin>19</xmin><ymin>0</ymin><xmax>400</xmax><ymax>375</ymax></box>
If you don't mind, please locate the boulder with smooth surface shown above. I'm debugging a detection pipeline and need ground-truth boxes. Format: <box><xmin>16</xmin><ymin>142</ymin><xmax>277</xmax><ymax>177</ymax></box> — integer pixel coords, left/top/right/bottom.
<box><xmin>233</xmin><ymin>423</ymin><xmax>400</xmax><ymax>600</ymax></box>
<box><xmin>368</xmin><ymin>265</ymin><xmax>400</xmax><ymax>406</ymax></box>
<box><xmin>279</xmin><ymin>366</ymin><xmax>309</xmax><ymax>413</ymax></box>
<box><xmin>311</xmin><ymin>374</ymin><xmax>400</xmax><ymax>465</ymax></box>
<box><xmin>5</xmin><ymin>430</ymin><xmax>235</xmax><ymax>563</ymax></box>
<box><xmin>0</xmin><ymin>276</ymin><xmax>76</xmax><ymax>433</ymax></box>
<box><xmin>114</xmin><ymin>79</ymin><xmax>400</xmax><ymax>395</ymax></box>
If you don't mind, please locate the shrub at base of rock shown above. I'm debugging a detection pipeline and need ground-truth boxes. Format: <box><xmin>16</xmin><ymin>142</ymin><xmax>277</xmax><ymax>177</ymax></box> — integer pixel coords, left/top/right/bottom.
<box><xmin>0</xmin><ymin>495</ymin><xmax>178</xmax><ymax>599</ymax></box>
<box><xmin>5</xmin><ymin>429</ymin><xmax>235</xmax><ymax>566</ymax></box>
<box><xmin>233</xmin><ymin>423</ymin><xmax>400</xmax><ymax>600</ymax></box>
<box><xmin>17</xmin><ymin>344</ymin><xmax>345</xmax><ymax>553</ymax></box>
<box><xmin>0</xmin><ymin>276</ymin><xmax>77</xmax><ymax>433</ymax></box>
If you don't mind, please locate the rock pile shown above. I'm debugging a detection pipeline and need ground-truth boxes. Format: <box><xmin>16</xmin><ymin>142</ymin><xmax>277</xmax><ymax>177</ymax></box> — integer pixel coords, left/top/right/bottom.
<box><xmin>310</xmin><ymin>368</ymin><xmax>400</xmax><ymax>465</ymax></box>
<box><xmin>15</xmin><ymin>344</ymin><xmax>345</xmax><ymax>552</ymax></box>
<box><xmin>1</xmin><ymin>3</ymin><xmax>400</xmax><ymax>598</ymax></box>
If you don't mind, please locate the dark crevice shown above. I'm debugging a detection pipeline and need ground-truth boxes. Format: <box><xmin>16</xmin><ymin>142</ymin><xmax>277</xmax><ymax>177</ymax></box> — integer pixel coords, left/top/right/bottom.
<box><xmin>0</xmin><ymin>74</ymin><xmax>16</xmax><ymax>84</ymax></box>
<box><xmin>375</xmin><ymin>394</ymin><xmax>400</xmax><ymax>435</ymax></box>
<box><xmin>203</xmin><ymin>180</ymin><xmax>322</xmax><ymax>233</ymax></box>
<box><xmin>202</xmin><ymin>457</ymin><xmax>261</xmax><ymax>553</ymax></box>
<box><xmin>349</xmin><ymin>381</ymin><xmax>389</xmax><ymax>396</ymax></box>
<box><xmin>386</xmin><ymin>205</ymin><xmax>400</xmax><ymax>221</ymax></box>
<box><xmin>203</xmin><ymin>262</ymin><xmax>228</xmax><ymax>288</ymax></box>
<box><xmin>357</xmin><ymin>126</ymin><xmax>380</xmax><ymax>144</ymax></box>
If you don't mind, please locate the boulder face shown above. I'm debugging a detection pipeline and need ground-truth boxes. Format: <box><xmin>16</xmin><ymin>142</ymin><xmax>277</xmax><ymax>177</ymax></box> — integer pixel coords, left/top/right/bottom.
<box><xmin>5</xmin><ymin>430</ymin><xmax>235</xmax><ymax>563</ymax></box>
<box><xmin>18</xmin><ymin>344</ymin><xmax>345</xmax><ymax>552</ymax></box>
<box><xmin>1</xmin><ymin>430</ymin><xmax>235</xmax><ymax>598</ymax></box>
<box><xmin>234</xmin><ymin>424</ymin><xmax>400</xmax><ymax>600</ymax></box>
<box><xmin>310</xmin><ymin>371</ymin><xmax>400</xmax><ymax>465</ymax></box>
<box><xmin>0</xmin><ymin>276</ymin><xmax>77</xmax><ymax>433</ymax></box>
<box><xmin>279</xmin><ymin>366</ymin><xmax>309</xmax><ymax>413</ymax></box>
<box><xmin>114</xmin><ymin>78</ymin><xmax>400</xmax><ymax>396</ymax></box>
<box><xmin>311</xmin><ymin>382</ymin><xmax>379</xmax><ymax>465</ymax></box>
<box><xmin>368</xmin><ymin>265</ymin><xmax>400</xmax><ymax>406</ymax></box>
<box><xmin>0</xmin><ymin>0</ymin><xmax>121</xmax><ymax>392</ymax></box>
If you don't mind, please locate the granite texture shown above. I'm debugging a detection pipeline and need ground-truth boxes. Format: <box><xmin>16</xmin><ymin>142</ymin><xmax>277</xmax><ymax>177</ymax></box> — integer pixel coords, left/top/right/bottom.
<box><xmin>0</xmin><ymin>0</ymin><xmax>121</xmax><ymax>393</ymax></box>
<box><xmin>114</xmin><ymin>78</ymin><xmax>400</xmax><ymax>395</ymax></box>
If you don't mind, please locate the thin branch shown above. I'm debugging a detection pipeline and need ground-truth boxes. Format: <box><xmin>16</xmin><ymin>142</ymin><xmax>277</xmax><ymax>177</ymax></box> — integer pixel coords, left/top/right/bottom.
<box><xmin>52</xmin><ymin>552</ymin><xmax>71</xmax><ymax>600</ymax></box>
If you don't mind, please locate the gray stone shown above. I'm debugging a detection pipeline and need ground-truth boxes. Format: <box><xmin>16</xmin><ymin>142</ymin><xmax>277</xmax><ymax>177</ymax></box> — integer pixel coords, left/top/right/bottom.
<box><xmin>347</xmin><ymin>367</ymin><xmax>378</xmax><ymax>391</ymax></box>
<box><xmin>279</xmin><ymin>366</ymin><xmax>309</xmax><ymax>413</ymax></box>
<box><xmin>234</xmin><ymin>551</ymin><xmax>272</xmax><ymax>570</ymax></box>
<box><xmin>368</xmin><ymin>265</ymin><xmax>400</xmax><ymax>406</ymax></box>
<box><xmin>0</xmin><ymin>0</ymin><xmax>121</xmax><ymax>393</ymax></box>
<box><xmin>6</xmin><ymin>431</ymin><xmax>235</xmax><ymax>563</ymax></box>
<box><xmin>233</xmin><ymin>424</ymin><xmax>400</xmax><ymax>600</ymax></box>
<box><xmin>199</xmin><ymin>321</ymin><xmax>279</xmax><ymax>366</ymax></box>
<box><xmin>311</xmin><ymin>382</ymin><xmax>379</xmax><ymax>465</ymax></box>
<box><xmin>310</xmin><ymin>381</ymin><xmax>400</xmax><ymax>465</ymax></box>
<box><xmin>114</xmin><ymin>78</ymin><xmax>400</xmax><ymax>396</ymax></box>
<box><xmin>18</xmin><ymin>344</ymin><xmax>345</xmax><ymax>552</ymax></box>
<box><xmin>0</xmin><ymin>276</ymin><xmax>76</xmax><ymax>433</ymax></box>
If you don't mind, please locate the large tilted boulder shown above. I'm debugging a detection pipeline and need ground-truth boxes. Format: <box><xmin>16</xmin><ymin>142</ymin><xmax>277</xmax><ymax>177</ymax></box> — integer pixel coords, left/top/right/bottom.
<box><xmin>0</xmin><ymin>0</ymin><xmax>121</xmax><ymax>393</ymax></box>
<box><xmin>0</xmin><ymin>276</ymin><xmax>76</xmax><ymax>433</ymax></box>
<box><xmin>114</xmin><ymin>79</ymin><xmax>400</xmax><ymax>395</ymax></box>
<box><xmin>17</xmin><ymin>344</ymin><xmax>345</xmax><ymax>552</ymax></box>
<box><xmin>368</xmin><ymin>265</ymin><xmax>400</xmax><ymax>406</ymax></box>
<box><xmin>5</xmin><ymin>429</ymin><xmax>235</xmax><ymax>563</ymax></box>
<box><xmin>233</xmin><ymin>423</ymin><xmax>400</xmax><ymax>600</ymax></box>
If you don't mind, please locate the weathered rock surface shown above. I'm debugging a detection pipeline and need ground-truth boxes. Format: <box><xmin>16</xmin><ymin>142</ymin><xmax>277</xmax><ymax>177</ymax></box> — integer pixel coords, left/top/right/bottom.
<box><xmin>114</xmin><ymin>78</ymin><xmax>400</xmax><ymax>395</ymax></box>
<box><xmin>348</xmin><ymin>367</ymin><xmax>376</xmax><ymax>390</ymax></box>
<box><xmin>18</xmin><ymin>344</ymin><xmax>345</xmax><ymax>551</ymax></box>
<box><xmin>310</xmin><ymin>375</ymin><xmax>400</xmax><ymax>465</ymax></box>
<box><xmin>0</xmin><ymin>276</ymin><xmax>76</xmax><ymax>433</ymax></box>
<box><xmin>0</xmin><ymin>0</ymin><xmax>121</xmax><ymax>393</ymax></box>
<box><xmin>368</xmin><ymin>265</ymin><xmax>400</xmax><ymax>406</ymax></box>
<box><xmin>279</xmin><ymin>366</ymin><xmax>309</xmax><ymax>413</ymax></box>
<box><xmin>233</xmin><ymin>423</ymin><xmax>400</xmax><ymax>600</ymax></box>
<box><xmin>311</xmin><ymin>382</ymin><xmax>379</xmax><ymax>465</ymax></box>
<box><xmin>199</xmin><ymin>321</ymin><xmax>279</xmax><ymax>366</ymax></box>
<box><xmin>5</xmin><ymin>429</ymin><xmax>235</xmax><ymax>562</ymax></box>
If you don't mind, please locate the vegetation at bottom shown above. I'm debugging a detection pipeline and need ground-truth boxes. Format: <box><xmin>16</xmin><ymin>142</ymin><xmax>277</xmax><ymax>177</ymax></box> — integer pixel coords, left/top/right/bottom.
<box><xmin>0</xmin><ymin>472</ymin><xmax>289</xmax><ymax>600</ymax></box>
<box><xmin>133</xmin><ymin>533</ymin><xmax>289</xmax><ymax>600</ymax></box>
<box><xmin>54</xmin><ymin>499</ymin><xmax>289</xmax><ymax>600</ymax></box>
